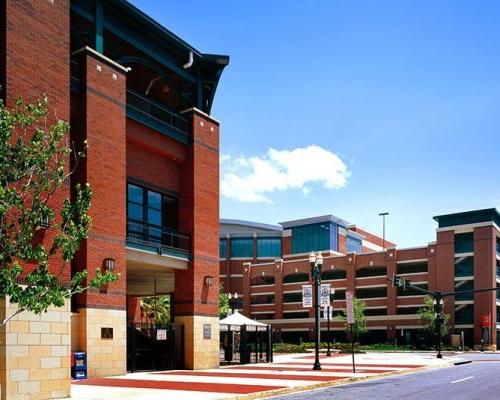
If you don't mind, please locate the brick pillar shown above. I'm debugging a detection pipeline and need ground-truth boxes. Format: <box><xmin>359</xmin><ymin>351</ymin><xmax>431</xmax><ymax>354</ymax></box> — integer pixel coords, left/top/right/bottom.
<box><xmin>386</xmin><ymin>250</ymin><xmax>397</xmax><ymax>316</ymax></box>
<box><xmin>242</xmin><ymin>263</ymin><xmax>251</xmax><ymax>317</ymax></box>
<box><xmin>71</xmin><ymin>49</ymin><xmax>128</xmax><ymax>377</ymax></box>
<box><xmin>225</xmin><ymin>235</ymin><xmax>232</xmax><ymax>293</ymax></box>
<box><xmin>346</xmin><ymin>253</ymin><xmax>356</xmax><ymax>297</ymax></box>
<box><xmin>436</xmin><ymin>230</ymin><xmax>456</xmax><ymax>327</ymax></box>
<box><xmin>274</xmin><ymin>259</ymin><xmax>284</xmax><ymax>319</ymax></box>
<box><xmin>427</xmin><ymin>244</ymin><xmax>438</xmax><ymax>292</ymax></box>
<box><xmin>282</xmin><ymin>231</ymin><xmax>292</xmax><ymax>255</ymax></box>
<box><xmin>1</xmin><ymin>2</ymin><xmax>71</xmax><ymax>399</ymax></box>
<box><xmin>473</xmin><ymin>226</ymin><xmax>497</xmax><ymax>350</ymax></box>
<box><xmin>174</xmin><ymin>109</ymin><xmax>220</xmax><ymax>369</ymax></box>
<box><xmin>338</xmin><ymin>228</ymin><xmax>347</xmax><ymax>254</ymax></box>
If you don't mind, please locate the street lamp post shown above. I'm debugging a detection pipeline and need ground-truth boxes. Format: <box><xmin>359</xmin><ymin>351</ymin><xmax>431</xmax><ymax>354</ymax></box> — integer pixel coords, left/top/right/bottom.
<box><xmin>378</xmin><ymin>212</ymin><xmax>389</xmax><ymax>251</ymax></box>
<box><xmin>326</xmin><ymin>287</ymin><xmax>335</xmax><ymax>357</ymax></box>
<box><xmin>228</xmin><ymin>292</ymin><xmax>239</xmax><ymax>314</ymax></box>
<box><xmin>309</xmin><ymin>251</ymin><xmax>323</xmax><ymax>370</ymax></box>
<box><xmin>433</xmin><ymin>294</ymin><xmax>444</xmax><ymax>359</ymax></box>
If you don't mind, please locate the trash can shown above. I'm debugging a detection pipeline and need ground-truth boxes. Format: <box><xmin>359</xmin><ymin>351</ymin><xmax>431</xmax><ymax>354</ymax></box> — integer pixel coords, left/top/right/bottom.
<box><xmin>71</xmin><ymin>352</ymin><xmax>87</xmax><ymax>380</ymax></box>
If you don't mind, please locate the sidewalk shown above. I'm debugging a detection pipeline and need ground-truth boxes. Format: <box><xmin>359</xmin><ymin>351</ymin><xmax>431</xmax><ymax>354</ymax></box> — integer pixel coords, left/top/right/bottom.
<box><xmin>70</xmin><ymin>352</ymin><xmax>458</xmax><ymax>400</ymax></box>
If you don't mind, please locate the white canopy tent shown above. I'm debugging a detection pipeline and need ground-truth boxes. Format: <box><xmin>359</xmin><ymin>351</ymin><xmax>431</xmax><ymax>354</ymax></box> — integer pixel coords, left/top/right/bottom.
<box><xmin>220</xmin><ymin>311</ymin><xmax>269</xmax><ymax>331</ymax></box>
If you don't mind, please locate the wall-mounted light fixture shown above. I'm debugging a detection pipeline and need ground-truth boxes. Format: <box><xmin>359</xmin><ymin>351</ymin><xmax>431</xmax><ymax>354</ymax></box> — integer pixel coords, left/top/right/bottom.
<box><xmin>40</xmin><ymin>215</ymin><xmax>50</xmax><ymax>229</ymax></box>
<box><xmin>104</xmin><ymin>258</ymin><xmax>115</xmax><ymax>272</ymax></box>
<box><xmin>204</xmin><ymin>275</ymin><xmax>214</xmax><ymax>287</ymax></box>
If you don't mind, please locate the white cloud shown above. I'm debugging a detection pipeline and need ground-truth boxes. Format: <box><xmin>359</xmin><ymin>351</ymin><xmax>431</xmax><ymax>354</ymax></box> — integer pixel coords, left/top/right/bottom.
<box><xmin>220</xmin><ymin>145</ymin><xmax>350</xmax><ymax>203</ymax></box>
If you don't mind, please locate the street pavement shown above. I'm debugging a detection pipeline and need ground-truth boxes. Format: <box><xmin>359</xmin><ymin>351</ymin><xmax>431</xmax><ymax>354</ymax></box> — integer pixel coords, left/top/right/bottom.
<box><xmin>268</xmin><ymin>353</ymin><xmax>500</xmax><ymax>400</ymax></box>
<box><xmin>70</xmin><ymin>352</ymin><xmax>451</xmax><ymax>400</ymax></box>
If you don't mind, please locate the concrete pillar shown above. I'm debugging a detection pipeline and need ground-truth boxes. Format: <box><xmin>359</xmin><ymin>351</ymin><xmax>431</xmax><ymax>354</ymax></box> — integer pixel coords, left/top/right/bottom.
<box><xmin>174</xmin><ymin>109</ymin><xmax>220</xmax><ymax>369</ymax></box>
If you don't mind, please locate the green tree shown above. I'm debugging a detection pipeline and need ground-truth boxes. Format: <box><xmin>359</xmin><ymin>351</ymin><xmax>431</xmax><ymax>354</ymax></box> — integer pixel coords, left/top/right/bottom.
<box><xmin>140</xmin><ymin>295</ymin><xmax>170</xmax><ymax>324</ymax></box>
<box><xmin>336</xmin><ymin>298</ymin><xmax>367</xmax><ymax>342</ymax></box>
<box><xmin>418</xmin><ymin>295</ymin><xmax>450</xmax><ymax>337</ymax></box>
<box><xmin>219</xmin><ymin>282</ymin><xmax>230</xmax><ymax>318</ymax></box>
<box><xmin>0</xmin><ymin>97</ymin><xmax>117</xmax><ymax>326</ymax></box>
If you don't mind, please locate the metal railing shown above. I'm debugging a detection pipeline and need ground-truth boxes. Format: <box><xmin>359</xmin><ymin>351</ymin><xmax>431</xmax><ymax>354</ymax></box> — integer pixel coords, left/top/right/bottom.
<box><xmin>126</xmin><ymin>89</ymin><xmax>191</xmax><ymax>141</ymax></box>
<box><xmin>126</xmin><ymin>220</ymin><xmax>190</xmax><ymax>255</ymax></box>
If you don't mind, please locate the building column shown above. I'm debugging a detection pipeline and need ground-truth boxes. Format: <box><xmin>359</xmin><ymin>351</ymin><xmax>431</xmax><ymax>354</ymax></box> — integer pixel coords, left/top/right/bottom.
<box><xmin>274</xmin><ymin>259</ymin><xmax>284</xmax><ymax>320</ymax></box>
<box><xmin>174</xmin><ymin>109</ymin><xmax>220</xmax><ymax>369</ymax></box>
<box><xmin>436</xmin><ymin>230</ymin><xmax>456</xmax><ymax>328</ymax></box>
<box><xmin>473</xmin><ymin>226</ymin><xmax>497</xmax><ymax>350</ymax></box>
<box><xmin>242</xmin><ymin>263</ymin><xmax>251</xmax><ymax>317</ymax></box>
<box><xmin>71</xmin><ymin>49</ymin><xmax>128</xmax><ymax>377</ymax></box>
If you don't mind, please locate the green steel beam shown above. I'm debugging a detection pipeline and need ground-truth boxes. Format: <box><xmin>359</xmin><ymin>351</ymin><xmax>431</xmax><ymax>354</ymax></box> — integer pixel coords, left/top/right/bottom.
<box><xmin>94</xmin><ymin>0</ymin><xmax>104</xmax><ymax>53</ymax></box>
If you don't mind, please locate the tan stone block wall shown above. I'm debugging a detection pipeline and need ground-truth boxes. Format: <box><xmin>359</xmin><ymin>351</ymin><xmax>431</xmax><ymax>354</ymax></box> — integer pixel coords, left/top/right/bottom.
<box><xmin>0</xmin><ymin>297</ymin><xmax>71</xmax><ymax>400</ymax></box>
<box><xmin>75</xmin><ymin>308</ymin><xmax>126</xmax><ymax>377</ymax></box>
<box><xmin>176</xmin><ymin>316</ymin><xmax>219</xmax><ymax>369</ymax></box>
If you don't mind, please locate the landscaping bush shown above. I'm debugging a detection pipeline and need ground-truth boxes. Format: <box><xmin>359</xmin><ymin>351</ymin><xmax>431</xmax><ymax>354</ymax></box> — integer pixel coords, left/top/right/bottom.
<box><xmin>273</xmin><ymin>343</ymin><xmax>307</xmax><ymax>353</ymax></box>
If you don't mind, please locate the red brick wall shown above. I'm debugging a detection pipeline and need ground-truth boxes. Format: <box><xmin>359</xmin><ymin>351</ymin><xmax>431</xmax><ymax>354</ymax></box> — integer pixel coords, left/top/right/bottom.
<box><xmin>174</xmin><ymin>111</ymin><xmax>220</xmax><ymax>317</ymax></box>
<box><xmin>435</xmin><ymin>230</ymin><xmax>456</xmax><ymax>324</ymax></box>
<box><xmin>5</xmin><ymin>0</ymin><xmax>71</xmax><ymax>281</ymax></box>
<box><xmin>72</xmin><ymin>51</ymin><xmax>127</xmax><ymax>310</ymax></box>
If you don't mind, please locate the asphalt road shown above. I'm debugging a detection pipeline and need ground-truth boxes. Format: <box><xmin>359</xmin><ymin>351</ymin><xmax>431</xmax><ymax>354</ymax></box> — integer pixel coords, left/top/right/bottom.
<box><xmin>269</xmin><ymin>353</ymin><xmax>500</xmax><ymax>400</ymax></box>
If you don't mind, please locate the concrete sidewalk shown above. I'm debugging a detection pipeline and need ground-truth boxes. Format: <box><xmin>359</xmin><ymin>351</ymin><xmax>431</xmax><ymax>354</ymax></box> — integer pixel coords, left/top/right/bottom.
<box><xmin>69</xmin><ymin>352</ymin><xmax>459</xmax><ymax>400</ymax></box>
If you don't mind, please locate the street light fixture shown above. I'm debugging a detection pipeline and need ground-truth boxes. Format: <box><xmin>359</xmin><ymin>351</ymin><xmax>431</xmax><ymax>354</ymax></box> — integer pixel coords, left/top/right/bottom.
<box><xmin>378</xmin><ymin>212</ymin><xmax>389</xmax><ymax>251</ymax></box>
<box><xmin>309</xmin><ymin>251</ymin><xmax>323</xmax><ymax>370</ymax></box>
<box><xmin>433</xmin><ymin>296</ymin><xmax>444</xmax><ymax>359</ymax></box>
<box><xmin>228</xmin><ymin>292</ymin><xmax>239</xmax><ymax>314</ymax></box>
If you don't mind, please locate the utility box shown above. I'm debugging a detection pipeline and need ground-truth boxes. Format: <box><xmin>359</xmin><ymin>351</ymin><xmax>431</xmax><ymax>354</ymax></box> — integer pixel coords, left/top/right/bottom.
<box><xmin>71</xmin><ymin>352</ymin><xmax>87</xmax><ymax>380</ymax></box>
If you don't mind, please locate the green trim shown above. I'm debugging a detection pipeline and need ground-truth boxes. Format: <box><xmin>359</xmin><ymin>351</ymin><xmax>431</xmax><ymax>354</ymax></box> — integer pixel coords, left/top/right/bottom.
<box><xmin>433</xmin><ymin>208</ymin><xmax>500</xmax><ymax>228</ymax></box>
<box><xmin>95</xmin><ymin>0</ymin><xmax>104</xmax><ymax>52</ymax></box>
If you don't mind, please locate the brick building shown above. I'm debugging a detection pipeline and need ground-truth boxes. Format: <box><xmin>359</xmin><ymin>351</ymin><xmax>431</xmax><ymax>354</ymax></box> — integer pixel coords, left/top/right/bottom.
<box><xmin>1</xmin><ymin>0</ymin><xmax>227</xmax><ymax>398</ymax></box>
<box><xmin>220</xmin><ymin>209</ymin><xmax>500</xmax><ymax>350</ymax></box>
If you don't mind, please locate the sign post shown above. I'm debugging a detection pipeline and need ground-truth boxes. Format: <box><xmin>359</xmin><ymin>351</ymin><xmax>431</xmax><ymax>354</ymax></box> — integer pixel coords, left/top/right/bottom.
<box><xmin>346</xmin><ymin>291</ymin><xmax>356</xmax><ymax>373</ymax></box>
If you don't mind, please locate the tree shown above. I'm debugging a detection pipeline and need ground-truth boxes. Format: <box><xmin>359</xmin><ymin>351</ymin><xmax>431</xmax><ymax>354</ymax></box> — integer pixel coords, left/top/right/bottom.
<box><xmin>336</xmin><ymin>298</ymin><xmax>367</xmax><ymax>342</ymax></box>
<box><xmin>140</xmin><ymin>295</ymin><xmax>170</xmax><ymax>325</ymax></box>
<box><xmin>0</xmin><ymin>97</ymin><xmax>117</xmax><ymax>326</ymax></box>
<box><xmin>418</xmin><ymin>295</ymin><xmax>450</xmax><ymax>338</ymax></box>
<box><xmin>219</xmin><ymin>282</ymin><xmax>230</xmax><ymax>318</ymax></box>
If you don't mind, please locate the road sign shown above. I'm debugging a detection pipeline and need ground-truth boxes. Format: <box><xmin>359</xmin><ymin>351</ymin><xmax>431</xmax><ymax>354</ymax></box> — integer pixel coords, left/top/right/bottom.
<box><xmin>320</xmin><ymin>283</ymin><xmax>331</xmax><ymax>307</ymax></box>
<box><xmin>302</xmin><ymin>285</ymin><xmax>313</xmax><ymax>308</ymax></box>
<box><xmin>346</xmin><ymin>291</ymin><xmax>354</xmax><ymax>324</ymax></box>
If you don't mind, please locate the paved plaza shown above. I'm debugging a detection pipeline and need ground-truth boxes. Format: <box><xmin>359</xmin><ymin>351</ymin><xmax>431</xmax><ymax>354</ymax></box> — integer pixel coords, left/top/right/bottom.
<box><xmin>69</xmin><ymin>352</ymin><xmax>456</xmax><ymax>400</ymax></box>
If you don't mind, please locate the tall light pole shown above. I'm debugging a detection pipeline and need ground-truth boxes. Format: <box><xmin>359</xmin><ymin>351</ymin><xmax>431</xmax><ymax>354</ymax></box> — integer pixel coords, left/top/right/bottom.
<box><xmin>309</xmin><ymin>251</ymin><xmax>323</xmax><ymax>371</ymax></box>
<box><xmin>378</xmin><ymin>212</ymin><xmax>389</xmax><ymax>250</ymax></box>
<box><xmin>228</xmin><ymin>292</ymin><xmax>239</xmax><ymax>314</ymax></box>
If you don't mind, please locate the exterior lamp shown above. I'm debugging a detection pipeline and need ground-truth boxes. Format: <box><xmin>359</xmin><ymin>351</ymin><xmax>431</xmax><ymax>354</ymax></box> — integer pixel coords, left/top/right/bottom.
<box><xmin>309</xmin><ymin>251</ymin><xmax>323</xmax><ymax>371</ymax></box>
<box><xmin>104</xmin><ymin>258</ymin><xmax>115</xmax><ymax>272</ymax></box>
<box><xmin>40</xmin><ymin>215</ymin><xmax>50</xmax><ymax>229</ymax></box>
<box><xmin>204</xmin><ymin>275</ymin><xmax>214</xmax><ymax>287</ymax></box>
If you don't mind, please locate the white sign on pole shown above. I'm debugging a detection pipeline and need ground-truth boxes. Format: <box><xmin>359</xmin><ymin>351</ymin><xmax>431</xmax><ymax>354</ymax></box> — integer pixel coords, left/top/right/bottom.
<box><xmin>320</xmin><ymin>283</ymin><xmax>331</xmax><ymax>307</ymax></box>
<box><xmin>302</xmin><ymin>285</ymin><xmax>313</xmax><ymax>308</ymax></box>
<box><xmin>156</xmin><ymin>329</ymin><xmax>167</xmax><ymax>341</ymax></box>
<box><xmin>323</xmin><ymin>307</ymin><xmax>333</xmax><ymax>320</ymax></box>
<box><xmin>346</xmin><ymin>291</ymin><xmax>355</xmax><ymax>324</ymax></box>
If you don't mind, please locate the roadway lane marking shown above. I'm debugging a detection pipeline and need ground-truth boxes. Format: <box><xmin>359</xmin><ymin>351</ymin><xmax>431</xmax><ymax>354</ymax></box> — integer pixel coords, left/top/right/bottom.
<box><xmin>451</xmin><ymin>376</ymin><xmax>474</xmax><ymax>384</ymax></box>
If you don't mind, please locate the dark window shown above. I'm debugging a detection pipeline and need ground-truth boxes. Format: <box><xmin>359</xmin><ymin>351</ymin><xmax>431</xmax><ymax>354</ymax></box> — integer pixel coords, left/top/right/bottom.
<box><xmin>283</xmin><ymin>292</ymin><xmax>303</xmax><ymax>303</ymax></box>
<box><xmin>250</xmin><ymin>294</ymin><xmax>274</xmax><ymax>305</ymax></box>
<box><xmin>250</xmin><ymin>276</ymin><xmax>275</xmax><ymax>286</ymax></box>
<box><xmin>455</xmin><ymin>232</ymin><xmax>474</xmax><ymax>253</ymax></box>
<box><xmin>321</xmin><ymin>269</ymin><xmax>347</xmax><ymax>280</ymax></box>
<box><xmin>455</xmin><ymin>280</ymin><xmax>474</xmax><ymax>301</ymax></box>
<box><xmin>283</xmin><ymin>312</ymin><xmax>310</xmax><ymax>319</ymax></box>
<box><xmin>332</xmin><ymin>290</ymin><xmax>346</xmax><ymax>300</ymax></box>
<box><xmin>257</xmin><ymin>237</ymin><xmax>282</xmax><ymax>258</ymax></box>
<box><xmin>356</xmin><ymin>266</ymin><xmax>387</xmax><ymax>278</ymax></box>
<box><xmin>396</xmin><ymin>307</ymin><xmax>421</xmax><ymax>315</ymax></box>
<box><xmin>230</xmin><ymin>238</ymin><xmax>254</xmax><ymax>258</ymax></box>
<box><xmin>219</xmin><ymin>239</ymin><xmax>227</xmax><ymax>258</ymax></box>
<box><xmin>252</xmin><ymin>313</ymin><xmax>274</xmax><ymax>320</ymax></box>
<box><xmin>291</xmin><ymin>223</ymin><xmax>337</xmax><ymax>254</ymax></box>
<box><xmin>455</xmin><ymin>304</ymin><xmax>474</xmax><ymax>325</ymax></box>
<box><xmin>364</xmin><ymin>308</ymin><xmax>387</xmax><ymax>316</ymax></box>
<box><xmin>283</xmin><ymin>273</ymin><xmax>309</xmax><ymax>284</ymax></box>
<box><xmin>455</xmin><ymin>256</ymin><xmax>474</xmax><ymax>277</ymax></box>
<box><xmin>356</xmin><ymin>287</ymin><xmax>387</xmax><ymax>299</ymax></box>
<box><xmin>397</xmin><ymin>262</ymin><xmax>428</xmax><ymax>275</ymax></box>
<box><xmin>397</xmin><ymin>283</ymin><xmax>428</xmax><ymax>297</ymax></box>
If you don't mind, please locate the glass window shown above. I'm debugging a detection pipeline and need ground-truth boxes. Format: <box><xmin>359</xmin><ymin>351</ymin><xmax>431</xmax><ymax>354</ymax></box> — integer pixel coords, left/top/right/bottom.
<box><xmin>257</xmin><ymin>237</ymin><xmax>282</xmax><ymax>258</ymax></box>
<box><xmin>147</xmin><ymin>190</ymin><xmax>162</xmax><ymax>210</ymax></box>
<box><xmin>346</xmin><ymin>236</ymin><xmax>362</xmax><ymax>253</ymax></box>
<box><xmin>455</xmin><ymin>232</ymin><xmax>474</xmax><ymax>253</ymax></box>
<box><xmin>455</xmin><ymin>256</ymin><xmax>473</xmax><ymax>277</ymax></box>
<box><xmin>397</xmin><ymin>262</ymin><xmax>428</xmax><ymax>274</ymax></box>
<box><xmin>356</xmin><ymin>266</ymin><xmax>387</xmax><ymax>278</ymax></box>
<box><xmin>127</xmin><ymin>203</ymin><xmax>143</xmax><ymax>222</ymax></box>
<box><xmin>356</xmin><ymin>287</ymin><xmax>387</xmax><ymax>299</ymax></box>
<box><xmin>219</xmin><ymin>239</ymin><xmax>227</xmax><ymax>258</ymax></box>
<box><xmin>291</xmin><ymin>223</ymin><xmax>336</xmax><ymax>254</ymax></box>
<box><xmin>230</xmin><ymin>238</ymin><xmax>254</xmax><ymax>258</ymax></box>
<box><xmin>283</xmin><ymin>273</ymin><xmax>309</xmax><ymax>283</ymax></box>
<box><xmin>128</xmin><ymin>184</ymin><xmax>143</xmax><ymax>204</ymax></box>
<box><xmin>321</xmin><ymin>269</ymin><xmax>347</xmax><ymax>280</ymax></box>
<box><xmin>147</xmin><ymin>209</ymin><xmax>162</xmax><ymax>226</ymax></box>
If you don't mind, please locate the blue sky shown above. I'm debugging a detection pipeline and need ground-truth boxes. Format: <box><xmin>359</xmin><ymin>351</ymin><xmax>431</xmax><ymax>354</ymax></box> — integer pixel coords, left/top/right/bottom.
<box><xmin>131</xmin><ymin>0</ymin><xmax>500</xmax><ymax>248</ymax></box>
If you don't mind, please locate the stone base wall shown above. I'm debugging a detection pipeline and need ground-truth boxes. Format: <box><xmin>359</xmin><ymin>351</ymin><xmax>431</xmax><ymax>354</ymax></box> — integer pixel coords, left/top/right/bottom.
<box><xmin>0</xmin><ymin>297</ymin><xmax>71</xmax><ymax>400</ymax></box>
<box><xmin>176</xmin><ymin>316</ymin><xmax>219</xmax><ymax>369</ymax></box>
<box><xmin>75</xmin><ymin>308</ymin><xmax>126</xmax><ymax>377</ymax></box>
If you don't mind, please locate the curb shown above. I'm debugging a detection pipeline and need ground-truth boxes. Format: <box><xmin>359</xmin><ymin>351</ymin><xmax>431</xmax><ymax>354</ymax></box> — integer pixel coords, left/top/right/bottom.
<box><xmin>223</xmin><ymin>361</ymin><xmax>455</xmax><ymax>400</ymax></box>
<box><xmin>453</xmin><ymin>360</ymin><xmax>472</xmax><ymax>366</ymax></box>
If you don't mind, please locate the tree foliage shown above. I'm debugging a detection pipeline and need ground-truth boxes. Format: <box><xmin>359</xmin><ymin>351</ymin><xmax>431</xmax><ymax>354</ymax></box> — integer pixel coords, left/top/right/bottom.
<box><xmin>336</xmin><ymin>297</ymin><xmax>367</xmax><ymax>342</ymax></box>
<box><xmin>417</xmin><ymin>295</ymin><xmax>450</xmax><ymax>337</ymax></box>
<box><xmin>140</xmin><ymin>295</ymin><xmax>170</xmax><ymax>325</ymax></box>
<box><xmin>219</xmin><ymin>282</ymin><xmax>230</xmax><ymax>318</ymax></box>
<box><xmin>0</xmin><ymin>97</ymin><xmax>118</xmax><ymax>325</ymax></box>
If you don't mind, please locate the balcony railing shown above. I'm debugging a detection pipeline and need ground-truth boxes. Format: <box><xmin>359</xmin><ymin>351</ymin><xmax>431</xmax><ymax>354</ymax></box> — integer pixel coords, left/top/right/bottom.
<box><xmin>126</xmin><ymin>220</ymin><xmax>190</xmax><ymax>256</ymax></box>
<box><xmin>126</xmin><ymin>89</ymin><xmax>191</xmax><ymax>144</ymax></box>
